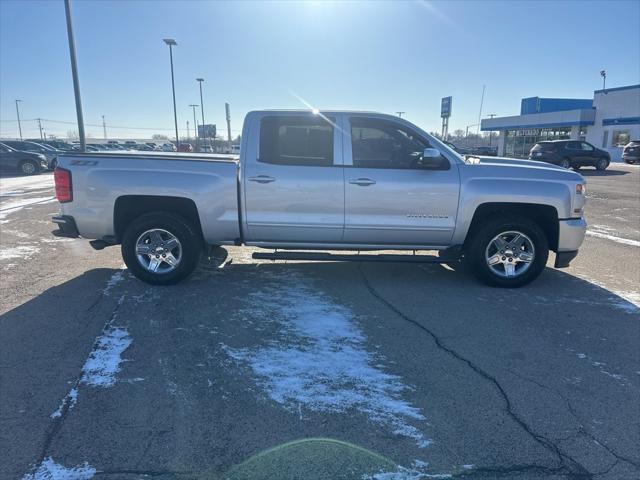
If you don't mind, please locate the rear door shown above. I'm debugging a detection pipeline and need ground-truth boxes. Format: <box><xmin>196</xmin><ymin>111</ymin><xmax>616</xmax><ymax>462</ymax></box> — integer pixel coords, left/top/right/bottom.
<box><xmin>243</xmin><ymin>113</ymin><xmax>344</xmax><ymax>244</ymax></box>
<box><xmin>343</xmin><ymin>116</ymin><xmax>460</xmax><ymax>246</ymax></box>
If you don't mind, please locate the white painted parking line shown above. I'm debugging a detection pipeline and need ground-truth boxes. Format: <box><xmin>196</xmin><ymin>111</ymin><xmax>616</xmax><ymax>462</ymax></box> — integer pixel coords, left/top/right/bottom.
<box><xmin>587</xmin><ymin>225</ymin><xmax>640</xmax><ymax>247</ymax></box>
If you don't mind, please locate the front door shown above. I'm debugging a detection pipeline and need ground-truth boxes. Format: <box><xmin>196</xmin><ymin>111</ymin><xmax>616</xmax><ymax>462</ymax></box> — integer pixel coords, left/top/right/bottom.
<box><xmin>243</xmin><ymin>114</ymin><xmax>344</xmax><ymax>244</ymax></box>
<box><xmin>343</xmin><ymin>116</ymin><xmax>460</xmax><ymax>246</ymax></box>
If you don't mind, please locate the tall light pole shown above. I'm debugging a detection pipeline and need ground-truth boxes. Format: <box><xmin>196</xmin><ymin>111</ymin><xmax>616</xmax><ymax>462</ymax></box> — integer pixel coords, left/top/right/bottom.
<box><xmin>189</xmin><ymin>104</ymin><xmax>199</xmax><ymax>150</ymax></box>
<box><xmin>486</xmin><ymin>114</ymin><xmax>496</xmax><ymax>147</ymax></box>
<box><xmin>196</xmin><ymin>78</ymin><xmax>206</xmax><ymax>143</ymax></box>
<box><xmin>396</xmin><ymin>111</ymin><xmax>405</xmax><ymax>118</ymax></box>
<box><xmin>163</xmin><ymin>38</ymin><xmax>179</xmax><ymax>146</ymax></box>
<box><xmin>102</xmin><ymin>115</ymin><xmax>107</xmax><ymax>140</ymax></box>
<box><xmin>186</xmin><ymin>120</ymin><xmax>190</xmax><ymax>141</ymax></box>
<box><xmin>37</xmin><ymin>118</ymin><xmax>44</xmax><ymax>140</ymax></box>
<box><xmin>15</xmin><ymin>100</ymin><xmax>23</xmax><ymax>140</ymax></box>
<box><xmin>600</xmin><ymin>70</ymin><xmax>607</xmax><ymax>92</ymax></box>
<box><xmin>64</xmin><ymin>0</ymin><xmax>86</xmax><ymax>151</ymax></box>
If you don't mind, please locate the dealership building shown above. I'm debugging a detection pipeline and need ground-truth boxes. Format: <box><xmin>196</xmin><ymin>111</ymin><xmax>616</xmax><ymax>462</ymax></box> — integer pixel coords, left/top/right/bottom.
<box><xmin>480</xmin><ymin>84</ymin><xmax>640</xmax><ymax>160</ymax></box>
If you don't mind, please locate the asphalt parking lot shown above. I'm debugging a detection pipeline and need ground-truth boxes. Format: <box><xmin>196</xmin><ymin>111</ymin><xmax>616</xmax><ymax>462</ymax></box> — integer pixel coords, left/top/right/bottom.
<box><xmin>1</xmin><ymin>164</ymin><xmax>639</xmax><ymax>480</ymax></box>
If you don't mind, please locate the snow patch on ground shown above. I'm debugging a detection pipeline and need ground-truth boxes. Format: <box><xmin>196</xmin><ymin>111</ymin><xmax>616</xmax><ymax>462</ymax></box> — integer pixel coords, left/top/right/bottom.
<box><xmin>223</xmin><ymin>274</ymin><xmax>430</xmax><ymax>448</ymax></box>
<box><xmin>102</xmin><ymin>268</ymin><xmax>126</xmax><ymax>295</ymax></box>
<box><xmin>22</xmin><ymin>457</ymin><xmax>95</xmax><ymax>480</ymax></box>
<box><xmin>363</xmin><ymin>463</ymin><xmax>453</xmax><ymax>479</ymax></box>
<box><xmin>81</xmin><ymin>326</ymin><xmax>132</xmax><ymax>387</ymax></box>
<box><xmin>0</xmin><ymin>245</ymin><xmax>40</xmax><ymax>260</ymax></box>
<box><xmin>0</xmin><ymin>196</ymin><xmax>56</xmax><ymax>220</ymax></box>
<box><xmin>587</xmin><ymin>225</ymin><xmax>640</xmax><ymax>248</ymax></box>
<box><xmin>0</xmin><ymin>174</ymin><xmax>54</xmax><ymax>196</ymax></box>
<box><xmin>50</xmin><ymin>388</ymin><xmax>78</xmax><ymax>418</ymax></box>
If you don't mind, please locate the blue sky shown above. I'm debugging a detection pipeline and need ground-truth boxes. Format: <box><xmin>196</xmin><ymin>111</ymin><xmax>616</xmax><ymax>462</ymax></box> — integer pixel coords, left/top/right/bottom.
<box><xmin>1</xmin><ymin>0</ymin><xmax>639</xmax><ymax>139</ymax></box>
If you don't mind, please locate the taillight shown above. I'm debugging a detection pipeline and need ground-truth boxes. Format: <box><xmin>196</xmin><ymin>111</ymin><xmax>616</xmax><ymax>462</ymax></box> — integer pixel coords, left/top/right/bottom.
<box><xmin>54</xmin><ymin>167</ymin><xmax>72</xmax><ymax>203</ymax></box>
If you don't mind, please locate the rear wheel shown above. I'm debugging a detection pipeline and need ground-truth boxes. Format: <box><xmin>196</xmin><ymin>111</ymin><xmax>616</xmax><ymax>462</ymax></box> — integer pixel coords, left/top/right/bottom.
<box><xmin>121</xmin><ymin>212</ymin><xmax>202</xmax><ymax>285</ymax></box>
<box><xmin>559</xmin><ymin>158</ymin><xmax>571</xmax><ymax>169</ymax></box>
<box><xmin>467</xmin><ymin>216</ymin><xmax>548</xmax><ymax>287</ymax></box>
<box><xmin>595</xmin><ymin>157</ymin><xmax>609</xmax><ymax>170</ymax></box>
<box><xmin>18</xmin><ymin>160</ymin><xmax>38</xmax><ymax>175</ymax></box>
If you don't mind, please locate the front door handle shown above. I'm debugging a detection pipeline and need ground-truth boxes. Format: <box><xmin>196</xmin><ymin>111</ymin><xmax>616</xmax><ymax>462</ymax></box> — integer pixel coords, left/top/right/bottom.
<box><xmin>248</xmin><ymin>175</ymin><xmax>276</xmax><ymax>184</ymax></box>
<box><xmin>349</xmin><ymin>178</ymin><xmax>376</xmax><ymax>186</ymax></box>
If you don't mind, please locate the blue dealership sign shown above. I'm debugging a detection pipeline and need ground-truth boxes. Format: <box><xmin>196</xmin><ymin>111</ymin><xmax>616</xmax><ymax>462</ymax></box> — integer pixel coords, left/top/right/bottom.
<box><xmin>441</xmin><ymin>96</ymin><xmax>452</xmax><ymax>118</ymax></box>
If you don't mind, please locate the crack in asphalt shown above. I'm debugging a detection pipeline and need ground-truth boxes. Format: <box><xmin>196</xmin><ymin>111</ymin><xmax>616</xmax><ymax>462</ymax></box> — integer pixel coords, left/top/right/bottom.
<box><xmin>358</xmin><ymin>263</ymin><xmax>594</xmax><ymax>479</ymax></box>
<box><xmin>33</xmin><ymin>291</ymin><xmax>126</xmax><ymax>470</ymax></box>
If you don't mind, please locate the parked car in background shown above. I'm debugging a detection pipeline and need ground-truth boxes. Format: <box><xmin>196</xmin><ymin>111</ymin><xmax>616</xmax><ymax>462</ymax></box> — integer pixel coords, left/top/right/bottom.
<box><xmin>41</xmin><ymin>140</ymin><xmax>75</xmax><ymax>151</ymax></box>
<box><xmin>145</xmin><ymin>142</ymin><xmax>162</xmax><ymax>151</ymax></box>
<box><xmin>123</xmin><ymin>141</ymin><xmax>138</xmax><ymax>148</ymax></box>
<box><xmin>444</xmin><ymin>141</ymin><xmax>472</xmax><ymax>156</ymax></box>
<box><xmin>222</xmin><ymin>144</ymin><xmax>240</xmax><ymax>154</ymax></box>
<box><xmin>200</xmin><ymin>145</ymin><xmax>214</xmax><ymax>153</ymax></box>
<box><xmin>622</xmin><ymin>140</ymin><xmax>640</xmax><ymax>164</ymax></box>
<box><xmin>88</xmin><ymin>143</ymin><xmax>109</xmax><ymax>151</ymax></box>
<box><xmin>1</xmin><ymin>140</ymin><xmax>59</xmax><ymax>169</ymax></box>
<box><xmin>529</xmin><ymin>140</ymin><xmax>610</xmax><ymax>170</ymax></box>
<box><xmin>162</xmin><ymin>143</ymin><xmax>176</xmax><ymax>152</ymax></box>
<box><xmin>0</xmin><ymin>142</ymin><xmax>49</xmax><ymax>175</ymax></box>
<box><xmin>469</xmin><ymin>146</ymin><xmax>498</xmax><ymax>156</ymax></box>
<box><xmin>177</xmin><ymin>143</ymin><xmax>193</xmax><ymax>152</ymax></box>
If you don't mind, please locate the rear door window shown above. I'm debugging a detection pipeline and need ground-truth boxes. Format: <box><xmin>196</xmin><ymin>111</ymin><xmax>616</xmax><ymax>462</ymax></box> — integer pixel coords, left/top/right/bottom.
<box><xmin>259</xmin><ymin>116</ymin><xmax>334</xmax><ymax>166</ymax></box>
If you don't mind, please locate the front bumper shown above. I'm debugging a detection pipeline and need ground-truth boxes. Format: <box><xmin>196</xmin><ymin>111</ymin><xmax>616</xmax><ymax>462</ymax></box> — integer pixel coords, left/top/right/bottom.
<box><xmin>52</xmin><ymin>215</ymin><xmax>80</xmax><ymax>238</ymax></box>
<box><xmin>554</xmin><ymin>218</ymin><xmax>586</xmax><ymax>268</ymax></box>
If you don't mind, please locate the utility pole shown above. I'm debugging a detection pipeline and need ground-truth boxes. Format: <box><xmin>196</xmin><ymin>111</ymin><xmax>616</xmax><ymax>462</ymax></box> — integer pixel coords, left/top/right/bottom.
<box><xmin>163</xmin><ymin>39</ymin><xmax>179</xmax><ymax>147</ymax></box>
<box><xmin>396</xmin><ymin>111</ymin><xmax>405</xmax><ymax>118</ymax></box>
<box><xmin>600</xmin><ymin>70</ymin><xmax>607</xmax><ymax>92</ymax></box>
<box><xmin>187</xmin><ymin>120</ymin><xmax>190</xmax><ymax>141</ymax></box>
<box><xmin>102</xmin><ymin>115</ymin><xmax>107</xmax><ymax>140</ymax></box>
<box><xmin>15</xmin><ymin>100</ymin><xmax>23</xmax><ymax>140</ymax></box>
<box><xmin>64</xmin><ymin>0</ymin><xmax>86</xmax><ymax>151</ymax></box>
<box><xmin>37</xmin><ymin>118</ymin><xmax>44</xmax><ymax>140</ymax></box>
<box><xmin>225</xmin><ymin>103</ymin><xmax>232</xmax><ymax>151</ymax></box>
<box><xmin>189</xmin><ymin>104</ymin><xmax>199</xmax><ymax>150</ymax></box>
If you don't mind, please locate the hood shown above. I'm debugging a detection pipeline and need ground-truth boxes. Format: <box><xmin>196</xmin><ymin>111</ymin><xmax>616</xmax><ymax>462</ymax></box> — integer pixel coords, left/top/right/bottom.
<box><xmin>463</xmin><ymin>155</ymin><xmax>584</xmax><ymax>181</ymax></box>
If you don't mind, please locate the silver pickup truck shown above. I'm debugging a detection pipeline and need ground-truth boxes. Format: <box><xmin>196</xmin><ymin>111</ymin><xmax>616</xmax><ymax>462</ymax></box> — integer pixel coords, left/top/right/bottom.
<box><xmin>52</xmin><ymin>110</ymin><xmax>587</xmax><ymax>287</ymax></box>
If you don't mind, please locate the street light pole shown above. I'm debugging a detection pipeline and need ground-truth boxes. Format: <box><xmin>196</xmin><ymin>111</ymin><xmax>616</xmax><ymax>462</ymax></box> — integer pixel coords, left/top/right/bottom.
<box><xmin>102</xmin><ymin>115</ymin><xmax>107</xmax><ymax>140</ymax></box>
<box><xmin>196</xmin><ymin>78</ymin><xmax>205</xmax><ymax>144</ymax></box>
<box><xmin>396</xmin><ymin>111</ymin><xmax>405</xmax><ymax>118</ymax></box>
<box><xmin>189</xmin><ymin>104</ymin><xmax>199</xmax><ymax>150</ymax></box>
<box><xmin>163</xmin><ymin>39</ymin><xmax>179</xmax><ymax>146</ymax></box>
<box><xmin>15</xmin><ymin>100</ymin><xmax>23</xmax><ymax>140</ymax></box>
<box><xmin>64</xmin><ymin>0</ymin><xmax>86</xmax><ymax>152</ymax></box>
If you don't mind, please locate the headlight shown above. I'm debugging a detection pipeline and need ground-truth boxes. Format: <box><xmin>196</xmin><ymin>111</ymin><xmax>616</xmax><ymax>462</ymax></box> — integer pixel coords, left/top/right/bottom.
<box><xmin>38</xmin><ymin>154</ymin><xmax>46</xmax><ymax>160</ymax></box>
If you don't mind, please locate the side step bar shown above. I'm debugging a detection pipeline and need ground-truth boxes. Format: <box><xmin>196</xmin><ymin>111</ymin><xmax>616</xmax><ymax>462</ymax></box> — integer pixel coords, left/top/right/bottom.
<box><xmin>252</xmin><ymin>251</ymin><xmax>458</xmax><ymax>264</ymax></box>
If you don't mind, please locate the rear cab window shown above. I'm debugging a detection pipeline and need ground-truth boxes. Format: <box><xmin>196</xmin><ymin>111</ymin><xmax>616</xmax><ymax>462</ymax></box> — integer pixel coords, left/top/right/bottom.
<box><xmin>259</xmin><ymin>115</ymin><xmax>334</xmax><ymax>166</ymax></box>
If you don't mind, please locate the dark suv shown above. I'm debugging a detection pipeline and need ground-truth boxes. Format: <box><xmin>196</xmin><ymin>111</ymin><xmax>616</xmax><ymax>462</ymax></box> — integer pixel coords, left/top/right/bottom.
<box><xmin>622</xmin><ymin>140</ymin><xmax>640</xmax><ymax>164</ymax></box>
<box><xmin>529</xmin><ymin>140</ymin><xmax>610</xmax><ymax>170</ymax></box>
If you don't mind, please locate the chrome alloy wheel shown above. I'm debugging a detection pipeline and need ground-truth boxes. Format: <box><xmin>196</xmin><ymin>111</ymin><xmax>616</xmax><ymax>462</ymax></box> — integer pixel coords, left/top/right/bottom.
<box><xmin>135</xmin><ymin>228</ymin><xmax>182</xmax><ymax>274</ymax></box>
<box><xmin>485</xmin><ymin>231</ymin><xmax>535</xmax><ymax>278</ymax></box>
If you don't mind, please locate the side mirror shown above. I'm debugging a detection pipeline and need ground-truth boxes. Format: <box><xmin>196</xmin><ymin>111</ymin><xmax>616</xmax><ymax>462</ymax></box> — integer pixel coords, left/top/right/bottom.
<box><xmin>419</xmin><ymin>147</ymin><xmax>449</xmax><ymax>170</ymax></box>
<box><xmin>423</xmin><ymin>147</ymin><xmax>441</xmax><ymax>158</ymax></box>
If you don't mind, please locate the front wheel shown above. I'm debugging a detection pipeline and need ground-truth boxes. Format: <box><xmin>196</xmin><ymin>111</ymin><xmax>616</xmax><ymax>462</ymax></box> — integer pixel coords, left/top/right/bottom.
<box><xmin>559</xmin><ymin>158</ymin><xmax>571</xmax><ymax>169</ymax></box>
<box><xmin>121</xmin><ymin>212</ymin><xmax>203</xmax><ymax>285</ymax></box>
<box><xmin>595</xmin><ymin>157</ymin><xmax>609</xmax><ymax>170</ymax></box>
<box><xmin>467</xmin><ymin>216</ymin><xmax>549</xmax><ymax>287</ymax></box>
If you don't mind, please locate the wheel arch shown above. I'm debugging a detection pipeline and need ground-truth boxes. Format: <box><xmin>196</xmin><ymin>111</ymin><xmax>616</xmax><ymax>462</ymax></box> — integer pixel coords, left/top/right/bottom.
<box><xmin>464</xmin><ymin>202</ymin><xmax>559</xmax><ymax>252</ymax></box>
<box><xmin>114</xmin><ymin>195</ymin><xmax>204</xmax><ymax>243</ymax></box>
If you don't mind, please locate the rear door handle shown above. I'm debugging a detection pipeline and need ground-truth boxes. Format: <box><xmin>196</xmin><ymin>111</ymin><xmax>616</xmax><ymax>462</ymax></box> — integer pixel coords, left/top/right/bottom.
<box><xmin>349</xmin><ymin>178</ymin><xmax>376</xmax><ymax>186</ymax></box>
<box><xmin>248</xmin><ymin>175</ymin><xmax>276</xmax><ymax>184</ymax></box>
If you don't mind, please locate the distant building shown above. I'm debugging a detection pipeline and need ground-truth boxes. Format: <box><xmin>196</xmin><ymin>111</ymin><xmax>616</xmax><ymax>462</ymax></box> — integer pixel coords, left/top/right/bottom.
<box><xmin>481</xmin><ymin>84</ymin><xmax>640</xmax><ymax>160</ymax></box>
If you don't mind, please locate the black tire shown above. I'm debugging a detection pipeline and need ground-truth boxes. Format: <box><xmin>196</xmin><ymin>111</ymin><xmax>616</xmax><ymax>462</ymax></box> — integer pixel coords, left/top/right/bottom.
<box><xmin>559</xmin><ymin>158</ymin><xmax>571</xmax><ymax>169</ymax></box>
<box><xmin>18</xmin><ymin>160</ymin><xmax>38</xmax><ymax>175</ymax></box>
<box><xmin>50</xmin><ymin>158</ymin><xmax>58</xmax><ymax>170</ymax></box>
<box><xmin>625</xmin><ymin>159</ymin><xmax>635</xmax><ymax>164</ymax></box>
<box><xmin>595</xmin><ymin>157</ymin><xmax>609</xmax><ymax>171</ymax></box>
<box><xmin>121</xmin><ymin>212</ymin><xmax>203</xmax><ymax>285</ymax></box>
<box><xmin>573</xmin><ymin>165</ymin><xmax>581</xmax><ymax>170</ymax></box>
<box><xmin>467</xmin><ymin>215</ymin><xmax>549</xmax><ymax>288</ymax></box>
